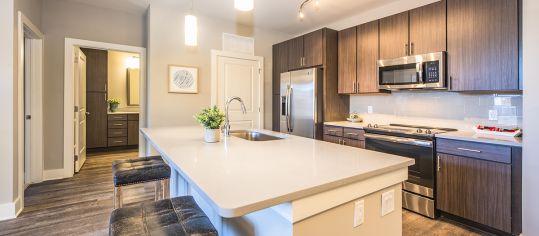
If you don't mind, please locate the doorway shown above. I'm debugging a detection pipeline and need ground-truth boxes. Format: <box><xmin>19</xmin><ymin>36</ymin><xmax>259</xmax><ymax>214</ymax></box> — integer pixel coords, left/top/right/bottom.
<box><xmin>211</xmin><ymin>50</ymin><xmax>264</xmax><ymax>130</ymax></box>
<box><xmin>17</xmin><ymin>12</ymin><xmax>44</xmax><ymax>214</ymax></box>
<box><xmin>63</xmin><ymin>39</ymin><xmax>147</xmax><ymax>178</ymax></box>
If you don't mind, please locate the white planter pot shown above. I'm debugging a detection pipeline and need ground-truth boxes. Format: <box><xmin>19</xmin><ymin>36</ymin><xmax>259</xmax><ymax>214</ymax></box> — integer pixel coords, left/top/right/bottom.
<box><xmin>204</xmin><ymin>128</ymin><xmax>221</xmax><ymax>143</ymax></box>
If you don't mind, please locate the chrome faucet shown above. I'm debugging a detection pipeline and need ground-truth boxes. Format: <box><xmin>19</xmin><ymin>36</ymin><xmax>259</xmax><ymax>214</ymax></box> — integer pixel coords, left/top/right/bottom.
<box><xmin>223</xmin><ymin>96</ymin><xmax>247</xmax><ymax>136</ymax></box>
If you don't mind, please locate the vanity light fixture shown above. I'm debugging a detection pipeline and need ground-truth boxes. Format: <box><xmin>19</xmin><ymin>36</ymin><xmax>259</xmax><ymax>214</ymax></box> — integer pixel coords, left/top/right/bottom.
<box><xmin>235</xmin><ymin>0</ymin><xmax>254</xmax><ymax>12</ymax></box>
<box><xmin>126</xmin><ymin>56</ymin><xmax>140</xmax><ymax>69</ymax></box>
<box><xmin>185</xmin><ymin>0</ymin><xmax>198</xmax><ymax>46</ymax></box>
<box><xmin>298</xmin><ymin>0</ymin><xmax>320</xmax><ymax>20</ymax></box>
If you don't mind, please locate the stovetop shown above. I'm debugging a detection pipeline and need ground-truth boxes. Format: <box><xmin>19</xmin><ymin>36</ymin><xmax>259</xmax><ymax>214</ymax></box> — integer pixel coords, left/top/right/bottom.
<box><xmin>363</xmin><ymin>123</ymin><xmax>457</xmax><ymax>140</ymax></box>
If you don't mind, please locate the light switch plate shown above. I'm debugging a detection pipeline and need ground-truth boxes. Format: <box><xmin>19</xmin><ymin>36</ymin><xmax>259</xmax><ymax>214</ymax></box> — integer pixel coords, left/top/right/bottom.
<box><xmin>367</xmin><ymin>106</ymin><xmax>373</xmax><ymax>114</ymax></box>
<box><xmin>353</xmin><ymin>200</ymin><xmax>365</xmax><ymax>227</ymax></box>
<box><xmin>381</xmin><ymin>190</ymin><xmax>395</xmax><ymax>216</ymax></box>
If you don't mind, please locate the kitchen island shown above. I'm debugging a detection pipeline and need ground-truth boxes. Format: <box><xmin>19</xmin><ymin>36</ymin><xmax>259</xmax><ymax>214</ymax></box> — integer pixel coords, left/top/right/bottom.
<box><xmin>141</xmin><ymin>126</ymin><xmax>414</xmax><ymax>236</ymax></box>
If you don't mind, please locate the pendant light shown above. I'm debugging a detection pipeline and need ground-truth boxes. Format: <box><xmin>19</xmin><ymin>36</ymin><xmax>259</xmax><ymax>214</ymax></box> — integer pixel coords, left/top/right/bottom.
<box><xmin>185</xmin><ymin>0</ymin><xmax>198</xmax><ymax>46</ymax></box>
<box><xmin>235</xmin><ymin>0</ymin><xmax>253</xmax><ymax>12</ymax></box>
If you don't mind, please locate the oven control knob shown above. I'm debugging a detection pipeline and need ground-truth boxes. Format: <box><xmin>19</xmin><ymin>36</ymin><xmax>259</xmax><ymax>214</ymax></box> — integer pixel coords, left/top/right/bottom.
<box><xmin>425</xmin><ymin>129</ymin><xmax>432</xmax><ymax>134</ymax></box>
<box><xmin>374</xmin><ymin>124</ymin><xmax>379</xmax><ymax>128</ymax></box>
<box><xmin>416</xmin><ymin>128</ymin><xmax>423</xmax><ymax>133</ymax></box>
<box><xmin>367</xmin><ymin>124</ymin><xmax>372</xmax><ymax>128</ymax></box>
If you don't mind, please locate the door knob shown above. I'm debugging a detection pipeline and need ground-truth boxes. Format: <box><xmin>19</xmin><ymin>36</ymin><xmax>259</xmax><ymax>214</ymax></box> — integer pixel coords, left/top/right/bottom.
<box><xmin>25</xmin><ymin>115</ymin><xmax>31</xmax><ymax>120</ymax></box>
<box><xmin>86</xmin><ymin>112</ymin><xmax>91</xmax><ymax>116</ymax></box>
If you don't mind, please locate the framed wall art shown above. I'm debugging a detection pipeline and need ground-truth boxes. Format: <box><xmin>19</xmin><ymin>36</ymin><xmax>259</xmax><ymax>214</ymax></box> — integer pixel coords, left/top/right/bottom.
<box><xmin>168</xmin><ymin>65</ymin><xmax>198</xmax><ymax>94</ymax></box>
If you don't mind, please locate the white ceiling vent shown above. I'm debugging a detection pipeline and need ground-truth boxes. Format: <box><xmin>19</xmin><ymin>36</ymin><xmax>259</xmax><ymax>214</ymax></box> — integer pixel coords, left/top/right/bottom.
<box><xmin>222</xmin><ymin>33</ymin><xmax>255</xmax><ymax>55</ymax></box>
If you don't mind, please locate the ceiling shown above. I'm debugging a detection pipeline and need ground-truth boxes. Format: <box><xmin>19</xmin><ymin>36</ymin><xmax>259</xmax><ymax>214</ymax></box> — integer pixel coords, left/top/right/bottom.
<box><xmin>65</xmin><ymin>0</ymin><xmax>401</xmax><ymax>34</ymax></box>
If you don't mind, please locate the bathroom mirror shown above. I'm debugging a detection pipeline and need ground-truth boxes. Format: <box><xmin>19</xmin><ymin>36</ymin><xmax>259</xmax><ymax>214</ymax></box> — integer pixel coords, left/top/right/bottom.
<box><xmin>127</xmin><ymin>68</ymin><xmax>140</xmax><ymax>106</ymax></box>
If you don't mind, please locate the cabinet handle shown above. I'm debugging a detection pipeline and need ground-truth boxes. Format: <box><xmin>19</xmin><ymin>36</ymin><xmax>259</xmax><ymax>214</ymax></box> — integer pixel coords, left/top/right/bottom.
<box><xmin>410</xmin><ymin>42</ymin><xmax>414</xmax><ymax>55</ymax></box>
<box><xmin>356</xmin><ymin>82</ymin><xmax>360</xmax><ymax>93</ymax></box>
<box><xmin>342</xmin><ymin>139</ymin><xmax>347</xmax><ymax>145</ymax></box>
<box><xmin>457</xmin><ymin>148</ymin><xmax>482</xmax><ymax>153</ymax></box>
<box><xmin>437</xmin><ymin>155</ymin><xmax>441</xmax><ymax>172</ymax></box>
<box><xmin>114</xmin><ymin>124</ymin><xmax>124</xmax><ymax>126</ymax></box>
<box><xmin>352</xmin><ymin>83</ymin><xmax>356</xmax><ymax>93</ymax></box>
<box><xmin>405</xmin><ymin>43</ymin><xmax>409</xmax><ymax>56</ymax></box>
<box><xmin>338</xmin><ymin>138</ymin><xmax>342</xmax><ymax>145</ymax></box>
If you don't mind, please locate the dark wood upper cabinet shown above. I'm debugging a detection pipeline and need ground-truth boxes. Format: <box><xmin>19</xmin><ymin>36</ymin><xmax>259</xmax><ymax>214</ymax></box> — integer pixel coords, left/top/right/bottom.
<box><xmin>357</xmin><ymin>21</ymin><xmax>381</xmax><ymax>93</ymax></box>
<box><xmin>272</xmin><ymin>42</ymin><xmax>288</xmax><ymax>95</ymax></box>
<box><xmin>303</xmin><ymin>29</ymin><xmax>324</xmax><ymax>68</ymax></box>
<box><xmin>379</xmin><ymin>12</ymin><xmax>410</xmax><ymax>60</ymax></box>
<box><xmin>409</xmin><ymin>0</ymin><xmax>447</xmax><ymax>55</ymax></box>
<box><xmin>81</xmin><ymin>48</ymin><xmax>108</xmax><ymax>92</ymax></box>
<box><xmin>436</xmin><ymin>153</ymin><xmax>512</xmax><ymax>233</ymax></box>
<box><xmin>447</xmin><ymin>0</ymin><xmax>519</xmax><ymax>91</ymax></box>
<box><xmin>287</xmin><ymin>36</ymin><xmax>304</xmax><ymax>71</ymax></box>
<box><xmin>338</xmin><ymin>26</ymin><xmax>357</xmax><ymax>94</ymax></box>
<box><xmin>86</xmin><ymin>92</ymin><xmax>108</xmax><ymax>149</ymax></box>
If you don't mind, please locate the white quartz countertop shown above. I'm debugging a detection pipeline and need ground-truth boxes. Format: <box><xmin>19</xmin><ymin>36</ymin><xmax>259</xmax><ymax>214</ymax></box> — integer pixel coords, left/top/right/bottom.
<box><xmin>324</xmin><ymin>121</ymin><xmax>366</xmax><ymax>129</ymax></box>
<box><xmin>436</xmin><ymin>131</ymin><xmax>522</xmax><ymax>147</ymax></box>
<box><xmin>141</xmin><ymin>126</ymin><xmax>414</xmax><ymax>218</ymax></box>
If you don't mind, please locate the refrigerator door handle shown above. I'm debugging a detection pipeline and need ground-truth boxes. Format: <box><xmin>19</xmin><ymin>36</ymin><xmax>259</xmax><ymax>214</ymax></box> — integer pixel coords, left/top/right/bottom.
<box><xmin>288</xmin><ymin>87</ymin><xmax>294</xmax><ymax>132</ymax></box>
<box><xmin>286</xmin><ymin>86</ymin><xmax>291</xmax><ymax>133</ymax></box>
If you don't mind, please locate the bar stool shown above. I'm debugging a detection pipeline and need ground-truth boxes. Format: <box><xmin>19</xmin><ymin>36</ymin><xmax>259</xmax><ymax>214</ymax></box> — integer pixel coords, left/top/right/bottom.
<box><xmin>109</xmin><ymin>196</ymin><xmax>218</xmax><ymax>236</ymax></box>
<box><xmin>112</xmin><ymin>156</ymin><xmax>171</xmax><ymax>209</ymax></box>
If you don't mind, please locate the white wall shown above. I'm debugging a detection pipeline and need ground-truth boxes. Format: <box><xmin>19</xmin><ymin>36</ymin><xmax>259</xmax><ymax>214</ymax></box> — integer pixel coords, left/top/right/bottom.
<box><xmin>522</xmin><ymin>0</ymin><xmax>539</xmax><ymax>234</ymax></box>
<box><xmin>108</xmin><ymin>50</ymin><xmax>140</xmax><ymax>110</ymax></box>
<box><xmin>147</xmin><ymin>1</ymin><xmax>291</xmax><ymax>130</ymax></box>
<box><xmin>0</xmin><ymin>0</ymin><xmax>16</xmax><ymax>217</ymax></box>
<box><xmin>41</xmin><ymin>0</ymin><xmax>147</xmax><ymax>170</ymax></box>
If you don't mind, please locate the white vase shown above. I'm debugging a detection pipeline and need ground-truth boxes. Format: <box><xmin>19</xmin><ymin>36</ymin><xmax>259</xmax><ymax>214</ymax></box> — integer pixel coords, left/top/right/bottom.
<box><xmin>204</xmin><ymin>128</ymin><xmax>221</xmax><ymax>143</ymax></box>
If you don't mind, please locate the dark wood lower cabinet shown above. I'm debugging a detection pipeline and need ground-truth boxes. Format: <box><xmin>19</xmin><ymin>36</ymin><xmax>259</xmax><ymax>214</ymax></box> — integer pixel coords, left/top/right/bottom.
<box><xmin>323</xmin><ymin>135</ymin><xmax>341</xmax><ymax>145</ymax></box>
<box><xmin>323</xmin><ymin>125</ymin><xmax>365</xmax><ymax>149</ymax></box>
<box><xmin>436</xmin><ymin>153</ymin><xmax>512</xmax><ymax>233</ymax></box>
<box><xmin>128</xmin><ymin>120</ymin><xmax>139</xmax><ymax>146</ymax></box>
<box><xmin>106</xmin><ymin>114</ymin><xmax>139</xmax><ymax>148</ymax></box>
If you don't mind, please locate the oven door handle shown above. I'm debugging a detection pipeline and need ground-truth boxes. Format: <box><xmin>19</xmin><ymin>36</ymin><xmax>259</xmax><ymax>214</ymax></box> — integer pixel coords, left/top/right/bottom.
<box><xmin>364</xmin><ymin>133</ymin><xmax>433</xmax><ymax>147</ymax></box>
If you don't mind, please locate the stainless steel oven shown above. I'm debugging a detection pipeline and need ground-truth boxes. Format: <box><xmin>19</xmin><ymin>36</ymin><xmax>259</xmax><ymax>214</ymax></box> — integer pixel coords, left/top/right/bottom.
<box><xmin>377</xmin><ymin>52</ymin><xmax>446</xmax><ymax>90</ymax></box>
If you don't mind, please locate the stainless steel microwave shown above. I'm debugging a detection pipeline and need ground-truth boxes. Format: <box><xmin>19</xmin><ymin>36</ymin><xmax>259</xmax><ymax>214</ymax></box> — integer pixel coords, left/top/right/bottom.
<box><xmin>377</xmin><ymin>52</ymin><xmax>447</xmax><ymax>90</ymax></box>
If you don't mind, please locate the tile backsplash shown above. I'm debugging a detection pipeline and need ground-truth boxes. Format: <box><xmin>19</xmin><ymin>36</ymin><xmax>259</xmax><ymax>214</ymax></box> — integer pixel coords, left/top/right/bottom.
<box><xmin>349</xmin><ymin>91</ymin><xmax>522</xmax><ymax>131</ymax></box>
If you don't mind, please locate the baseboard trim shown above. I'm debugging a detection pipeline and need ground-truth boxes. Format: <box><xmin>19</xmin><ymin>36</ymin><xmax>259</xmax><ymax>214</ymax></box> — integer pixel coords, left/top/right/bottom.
<box><xmin>43</xmin><ymin>168</ymin><xmax>68</xmax><ymax>181</ymax></box>
<box><xmin>0</xmin><ymin>197</ymin><xmax>22</xmax><ymax>221</ymax></box>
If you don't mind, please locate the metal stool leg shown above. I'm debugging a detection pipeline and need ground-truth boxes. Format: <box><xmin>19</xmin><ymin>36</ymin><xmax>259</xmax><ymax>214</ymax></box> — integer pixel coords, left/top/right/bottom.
<box><xmin>155</xmin><ymin>181</ymin><xmax>162</xmax><ymax>201</ymax></box>
<box><xmin>161</xmin><ymin>179</ymin><xmax>170</xmax><ymax>199</ymax></box>
<box><xmin>114</xmin><ymin>186</ymin><xmax>122</xmax><ymax>209</ymax></box>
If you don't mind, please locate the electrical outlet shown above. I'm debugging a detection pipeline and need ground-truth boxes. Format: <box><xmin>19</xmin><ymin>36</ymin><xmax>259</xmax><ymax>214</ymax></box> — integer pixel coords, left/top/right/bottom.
<box><xmin>381</xmin><ymin>190</ymin><xmax>395</xmax><ymax>216</ymax></box>
<box><xmin>367</xmin><ymin>106</ymin><xmax>373</xmax><ymax>114</ymax></box>
<box><xmin>489</xmin><ymin>109</ymin><xmax>498</xmax><ymax>121</ymax></box>
<box><xmin>353</xmin><ymin>200</ymin><xmax>365</xmax><ymax>227</ymax></box>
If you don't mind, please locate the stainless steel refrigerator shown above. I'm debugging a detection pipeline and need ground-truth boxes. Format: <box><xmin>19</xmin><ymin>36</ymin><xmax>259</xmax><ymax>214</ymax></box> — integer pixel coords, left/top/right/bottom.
<box><xmin>280</xmin><ymin>68</ymin><xmax>323</xmax><ymax>139</ymax></box>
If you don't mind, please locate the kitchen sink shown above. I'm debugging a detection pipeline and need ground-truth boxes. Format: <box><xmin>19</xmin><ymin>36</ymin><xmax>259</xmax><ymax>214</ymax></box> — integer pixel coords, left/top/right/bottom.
<box><xmin>230</xmin><ymin>130</ymin><xmax>284</xmax><ymax>141</ymax></box>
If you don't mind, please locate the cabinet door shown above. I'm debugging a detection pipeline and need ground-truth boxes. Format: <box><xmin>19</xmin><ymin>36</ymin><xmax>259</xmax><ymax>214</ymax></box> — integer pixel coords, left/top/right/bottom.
<box><xmin>437</xmin><ymin>153</ymin><xmax>511</xmax><ymax>232</ymax></box>
<box><xmin>273</xmin><ymin>42</ymin><xmax>288</xmax><ymax>95</ymax></box>
<box><xmin>342</xmin><ymin>138</ymin><xmax>365</xmax><ymax>149</ymax></box>
<box><xmin>288</xmin><ymin>36</ymin><xmax>304</xmax><ymax>70</ymax></box>
<box><xmin>379</xmin><ymin>12</ymin><xmax>410</xmax><ymax>59</ymax></box>
<box><xmin>303</xmin><ymin>29</ymin><xmax>324</xmax><ymax>68</ymax></box>
<box><xmin>447</xmin><ymin>0</ymin><xmax>518</xmax><ymax>91</ymax></box>
<box><xmin>86</xmin><ymin>92</ymin><xmax>108</xmax><ymax>148</ymax></box>
<box><xmin>357</xmin><ymin>20</ymin><xmax>380</xmax><ymax>93</ymax></box>
<box><xmin>323</xmin><ymin>135</ymin><xmax>341</xmax><ymax>144</ymax></box>
<box><xmin>409</xmin><ymin>0</ymin><xmax>446</xmax><ymax>55</ymax></box>
<box><xmin>81</xmin><ymin>48</ymin><xmax>108</xmax><ymax>92</ymax></box>
<box><xmin>338</xmin><ymin>27</ymin><xmax>357</xmax><ymax>94</ymax></box>
<box><xmin>128</xmin><ymin>120</ymin><xmax>139</xmax><ymax>146</ymax></box>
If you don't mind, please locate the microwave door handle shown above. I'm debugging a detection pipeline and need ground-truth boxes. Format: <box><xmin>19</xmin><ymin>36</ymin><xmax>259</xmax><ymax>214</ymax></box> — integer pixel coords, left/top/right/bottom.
<box><xmin>417</xmin><ymin>63</ymin><xmax>423</xmax><ymax>83</ymax></box>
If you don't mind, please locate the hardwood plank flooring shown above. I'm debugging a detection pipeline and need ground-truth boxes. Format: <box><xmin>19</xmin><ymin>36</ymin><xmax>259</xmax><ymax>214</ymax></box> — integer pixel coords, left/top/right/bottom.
<box><xmin>0</xmin><ymin>149</ymin><xmax>490</xmax><ymax>235</ymax></box>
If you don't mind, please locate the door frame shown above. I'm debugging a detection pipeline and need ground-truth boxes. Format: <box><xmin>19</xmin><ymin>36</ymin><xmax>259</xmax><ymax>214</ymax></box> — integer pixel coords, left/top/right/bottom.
<box><xmin>63</xmin><ymin>38</ymin><xmax>147</xmax><ymax>178</ymax></box>
<box><xmin>210</xmin><ymin>50</ymin><xmax>265</xmax><ymax>128</ymax></box>
<box><xmin>17</xmin><ymin>11</ymin><xmax>44</xmax><ymax>190</ymax></box>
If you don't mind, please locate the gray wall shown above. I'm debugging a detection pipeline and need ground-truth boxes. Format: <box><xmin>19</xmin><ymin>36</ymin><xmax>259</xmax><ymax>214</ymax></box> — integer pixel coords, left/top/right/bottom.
<box><xmin>523</xmin><ymin>0</ymin><xmax>539</xmax><ymax>234</ymax></box>
<box><xmin>147</xmin><ymin>1</ymin><xmax>291</xmax><ymax>130</ymax></box>
<box><xmin>41</xmin><ymin>0</ymin><xmax>147</xmax><ymax>170</ymax></box>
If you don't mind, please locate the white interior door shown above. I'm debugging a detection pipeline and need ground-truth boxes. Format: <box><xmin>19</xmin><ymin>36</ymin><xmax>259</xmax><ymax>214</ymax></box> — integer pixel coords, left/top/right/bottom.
<box><xmin>216</xmin><ymin>54</ymin><xmax>263</xmax><ymax>130</ymax></box>
<box><xmin>74</xmin><ymin>48</ymin><xmax>87</xmax><ymax>172</ymax></box>
<box><xmin>24</xmin><ymin>38</ymin><xmax>31</xmax><ymax>187</ymax></box>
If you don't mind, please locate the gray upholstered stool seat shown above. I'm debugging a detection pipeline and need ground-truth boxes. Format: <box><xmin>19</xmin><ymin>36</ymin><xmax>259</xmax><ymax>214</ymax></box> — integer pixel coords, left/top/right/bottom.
<box><xmin>112</xmin><ymin>156</ymin><xmax>171</xmax><ymax>209</ymax></box>
<box><xmin>109</xmin><ymin>196</ymin><xmax>218</xmax><ymax>236</ymax></box>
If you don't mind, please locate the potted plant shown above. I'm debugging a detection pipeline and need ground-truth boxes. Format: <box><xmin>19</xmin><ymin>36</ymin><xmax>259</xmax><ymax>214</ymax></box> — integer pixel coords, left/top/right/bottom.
<box><xmin>107</xmin><ymin>98</ymin><xmax>120</xmax><ymax>112</ymax></box>
<box><xmin>194</xmin><ymin>106</ymin><xmax>225</xmax><ymax>143</ymax></box>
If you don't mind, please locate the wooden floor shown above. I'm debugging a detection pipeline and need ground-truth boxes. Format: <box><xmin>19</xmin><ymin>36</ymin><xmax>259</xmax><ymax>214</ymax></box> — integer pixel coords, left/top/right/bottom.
<box><xmin>0</xmin><ymin>150</ymin><xmax>489</xmax><ymax>236</ymax></box>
